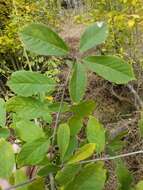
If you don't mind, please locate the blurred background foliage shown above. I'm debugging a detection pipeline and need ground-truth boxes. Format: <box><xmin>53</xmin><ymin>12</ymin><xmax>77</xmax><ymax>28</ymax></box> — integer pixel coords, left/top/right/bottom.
<box><xmin>0</xmin><ymin>0</ymin><xmax>143</xmax><ymax>95</ymax></box>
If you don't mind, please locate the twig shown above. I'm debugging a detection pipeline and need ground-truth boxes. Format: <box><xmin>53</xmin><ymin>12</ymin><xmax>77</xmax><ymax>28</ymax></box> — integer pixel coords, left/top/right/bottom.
<box><xmin>80</xmin><ymin>150</ymin><xmax>143</xmax><ymax>164</ymax></box>
<box><xmin>4</xmin><ymin>177</ymin><xmax>36</xmax><ymax>190</ymax></box>
<box><xmin>49</xmin><ymin>173</ymin><xmax>55</xmax><ymax>190</ymax></box>
<box><xmin>127</xmin><ymin>84</ymin><xmax>143</xmax><ymax>109</ymax></box>
<box><xmin>51</xmin><ymin>69</ymin><xmax>71</xmax><ymax>145</ymax></box>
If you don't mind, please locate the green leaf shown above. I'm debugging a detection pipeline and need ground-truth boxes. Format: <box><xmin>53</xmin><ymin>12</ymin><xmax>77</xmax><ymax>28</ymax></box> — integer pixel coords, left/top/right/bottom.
<box><xmin>69</xmin><ymin>62</ymin><xmax>87</xmax><ymax>103</ymax></box>
<box><xmin>135</xmin><ymin>181</ymin><xmax>143</xmax><ymax>190</ymax></box>
<box><xmin>6</xmin><ymin>96</ymin><xmax>50</xmax><ymax>121</ymax></box>
<box><xmin>28</xmin><ymin>178</ymin><xmax>45</xmax><ymax>190</ymax></box>
<box><xmin>115</xmin><ymin>160</ymin><xmax>133</xmax><ymax>190</ymax></box>
<box><xmin>57</xmin><ymin>123</ymin><xmax>70</xmax><ymax>162</ymax></box>
<box><xmin>80</xmin><ymin>22</ymin><xmax>108</xmax><ymax>52</ymax></box>
<box><xmin>0</xmin><ymin>139</ymin><xmax>15</xmax><ymax>178</ymax></box>
<box><xmin>0</xmin><ymin>128</ymin><xmax>10</xmax><ymax>139</ymax></box>
<box><xmin>64</xmin><ymin>137</ymin><xmax>78</xmax><ymax>161</ymax></box>
<box><xmin>48</xmin><ymin>102</ymin><xmax>70</xmax><ymax>113</ymax></box>
<box><xmin>14</xmin><ymin>120</ymin><xmax>45</xmax><ymax>142</ymax></box>
<box><xmin>87</xmin><ymin>116</ymin><xmax>105</xmax><ymax>153</ymax></box>
<box><xmin>38</xmin><ymin>164</ymin><xmax>58</xmax><ymax>177</ymax></box>
<box><xmin>68</xmin><ymin>143</ymin><xmax>95</xmax><ymax>164</ymax></box>
<box><xmin>71</xmin><ymin>100</ymin><xmax>96</xmax><ymax>118</ymax></box>
<box><xmin>20</xmin><ymin>23</ymin><xmax>69</xmax><ymax>56</ymax></box>
<box><xmin>0</xmin><ymin>98</ymin><xmax>6</xmax><ymax>127</ymax></box>
<box><xmin>55</xmin><ymin>164</ymin><xmax>80</xmax><ymax>186</ymax></box>
<box><xmin>14</xmin><ymin>169</ymin><xmax>28</xmax><ymax>190</ymax></box>
<box><xmin>7</xmin><ymin>70</ymin><xmax>56</xmax><ymax>97</ymax></box>
<box><xmin>17</xmin><ymin>138</ymin><xmax>50</xmax><ymax>166</ymax></box>
<box><xmin>65</xmin><ymin>162</ymin><xmax>106</xmax><ymax>190</ymax></box>
<box><xmin>83</xmin><ymin>56</ymin><xmax>135</xmax><ymax>84</ymax></box>
<box><xmin>68</xmin><ymin>116</ymin><xmax>83</xmax><ymax>136</ymax></box>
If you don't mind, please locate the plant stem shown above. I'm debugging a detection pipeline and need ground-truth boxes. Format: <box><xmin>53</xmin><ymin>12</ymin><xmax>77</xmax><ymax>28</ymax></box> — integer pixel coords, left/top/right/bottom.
<box><xmin>4</xmin><ymin>177</ymin><xmax>36</xmax><ymax>190</ymax></box>
<box><xmin>80</xmin><ymin>150</ymin><xmax>143</xmax><ymax>164</ymax></box>
<box><xmin>49</xmin><ymin>173</ymin><xmax>55</xmax><ymax>190</ymax></box>
<box><xmin>51</xmin><ymin>69</ymin><xmax>71</xmax><ymax>145</ymax></box>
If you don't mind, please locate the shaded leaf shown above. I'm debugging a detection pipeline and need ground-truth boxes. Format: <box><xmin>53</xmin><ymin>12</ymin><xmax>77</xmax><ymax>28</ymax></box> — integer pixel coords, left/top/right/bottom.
<box><xmin>17</xmin><ymin>138</ymin><xmax>50</xmax><ymax>166</ymax></box>
<box><xmin>38</xmin><ymin>164</ymin><xmax>58</xmax><ymax>177</ymax></box>
<box><xmin>71</xmin><ymin>100</ymin><xmax>96</xmax><ymax>118</ymax></box>
<box><xmin>83</xmin><ymin>56</ymin><xmax>135</xmax><ymax>84</ymax></box>
<box><xmin>28</xmin><ymin>178</ymin><xmax>45</xmax><ymax>190</ymax></box>
<box><xmin>0</xmin><ymin>139</ymin><xmax>15</xmax><ymax>178</ymax></box>
<box><xmin>87</xmin><ymin>116</ymin><xmax>105</xmax><ymax>153</ymax></box>
<box><xmin>68</xmin><ymin>116</ymin><xmax>83</xmax><ymax>136</ymax></box>
<box><xmin>7</xmin><ymin>70</ymin><xmax>55</xmax><ymax>97</ymax></box>
<box><xmin>68</xmin><ymin>143</ymin><xmax>95</xmax><ymax>164</ymax></box>
<box><xmin>0</xmin><ymin>98</ymin><xmax>6</xmax><ymax>127</ymax></box>
<box><xmin>0</xmin><ymin>128</ymin><xmax>10</xmax><ymax>139</ymax></box>
<box><xmin>80</xmin><ymin>22</ymin><xmax>108</xmax><ymax>52</ymax></box>
<box><xmin>57</xmin><ymin>123</ymin><xmax>70</xmax><ymax>162</ymax></box>
<box><xmin>65</xmin><ymin>162</ymin><xmax>106</xmax><ymax>190</ymax></box>
<box><xmin>69</xmin><ymin>63</ymin><xmax>87</xmax><ymax>103</ymax></box>
<box><xmin>20</xmin><ymin>23</ymin><xmax>69</xmax><ymax>56</ymax></box>
<box><xmin>115</xmin><ymin>159</ymin><xmax>133</xmax><ymax>190</ymax></box>
<box><xmin>48</xmin><ymin>102</ymin><xmax>69</xmax><ymax>113</ymax></box>
<box><xmin>64</xmin><ymin>137</ymin><xmax>78</xmax><ymax>161</ymax></box>
<box><xmin>55</xmin><ymin>164</ymin><xmax>80</xmax><ymax>186</ymax></box>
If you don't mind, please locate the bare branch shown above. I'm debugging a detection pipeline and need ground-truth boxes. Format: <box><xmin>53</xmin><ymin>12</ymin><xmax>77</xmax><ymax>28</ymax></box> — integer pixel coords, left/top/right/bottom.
<box><xmin>80</xmin><ymin>150</ymin><xmax>143</xmax><ymax>164</ymax></box>
<box><xmin>4</xmin><ymin>177</ymin><xmax>36</xmax><ymax>190</ymax></box>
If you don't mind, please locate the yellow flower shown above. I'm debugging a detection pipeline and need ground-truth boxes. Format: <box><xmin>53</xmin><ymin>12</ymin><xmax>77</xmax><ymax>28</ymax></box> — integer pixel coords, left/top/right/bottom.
<box><xmin>46</xmin><ymin>96</ymin><xmax>54</xmax><ymax>101</ymax></box>
<box><xmin>128</xmin><ymin>20</ymin><xmax>135</xmax><ymax>28</ymax></box>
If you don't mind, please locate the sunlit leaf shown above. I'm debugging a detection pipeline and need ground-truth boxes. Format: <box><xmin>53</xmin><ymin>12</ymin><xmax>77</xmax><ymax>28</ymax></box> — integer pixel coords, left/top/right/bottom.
<box><xmin>18</xmin><ymin>138</ymin><xmax>50</xmax><ymax>166</ymax></box>
<box><xmin>68</xmin><ymin>143</ymin><xmax>95</xmax><ymax>164</ymax></box>
<box><xmin>14</xmin><ymin>120</ymin><xmax>45</xmax><ymax>142</ymax></box>
<box><xmin>69</xmin><ymin>62</ymin><xmax>87</xmax><ymax>103</ymax></box>
<box><xmin>80</xmin><ymin>22</ymin><xmax>108</xmax><ymax>52</ymax></box>
<box><xmin>57</xmin><ymin>123</ymin><xmax>70</xmax><ymax>162</ymax></box>
<box><xmin>87</xmin><ymin>116</ymin><xmax>105</xmax><ymax>153</ymax></box>
<box><xmin>0</xmin><ymin>98</ymin><xmax>6</xmax><ymax>127</ymax></box>
<box><xmin>83</xmin><ymin>56</ymin><xmax>135</xmax><ymax>84</ymax></box>
<box><xmin>20</xmin><ymin>23</ymin><xmax>69</xmax><ymax>56</ymax></box>
<box><xmin>7</xmin><ymin>70</ymin><xmax>56</xmax><ymax>97</ymax></box>
<box><xmin>0</xmin><ymin>139</ymin><xmax>15</xmax><ymax>178</ymax></box>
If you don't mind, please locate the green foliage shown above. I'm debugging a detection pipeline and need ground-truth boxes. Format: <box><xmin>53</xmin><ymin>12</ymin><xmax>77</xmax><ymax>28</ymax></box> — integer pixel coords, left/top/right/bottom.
<box><xmin>14</xmin><ymin>120</ymin><xmax>45</xmax><ymax>142</ymax></box>
<box><xmin>87</xmin><ymin>116</ymin><xmax>105</xmax><ymax>153</ymax></box>
<box><xmin>57</xmin><ymin>123</ymin><xmax>70</xmax><ymax>162</ymax></box>
<box><xmin>84</xmin><ymin>55</ymin><xmax>135</xmax><ymax>84</ymax></box>
<box><xmin>0</xmin><ymin>139</ymin><xmax>15</xmax><ymax>179</ymax></box>
<box><xmin>116</xmin><ymin>160</ymin><xmax>133</xmax><ymax>190</ymax></box>
<box><xmin>0</xmin><ymin>98</ymin><xmax>6</xmax><ymax>127</ymax></box>
<box><xmin>135</xmin><ymin>181</ymin><xmax>143</xmax><ymax>190</ymax></box>
<box><xmin>64</xmin><ymin>162</ymin><xmax>106</xmax><ymax>190</ymax></box>
<box><xmin>7</xmin><ymin>70</ymin><xmax>56</xmax><ymax>97</ymax></box>
<box><xmin>0</xmin><ymin>22</ymin><xmax>137</xmax><ymax>189</ymax></box>
<box><xmin>20</xmin><ymin>23</ymin><xmax>69</xmax><ymax>56</ymax></box>
<box><xmin>68</xmin><ymin>143</ymin><xmax>95</xmax><ymax>164</ymax></box>
<box><xmin>69</xmin><ymin>62</ymin><xmax>87</xmax><ymax>103</ymax></box>
<box><xmin>55</xmin><ymin>164</ymin><xmax>81</xmax><ymax>186</ymax></box>
<box><xmin>17</xmin><ymin>138</ymin><xmax>50</xmax><ymax>166</ymax></box>
<box><xmin>80</xmin><ymin>22</ymin><xmax>108</xmax><ymax>52</ymax></box>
